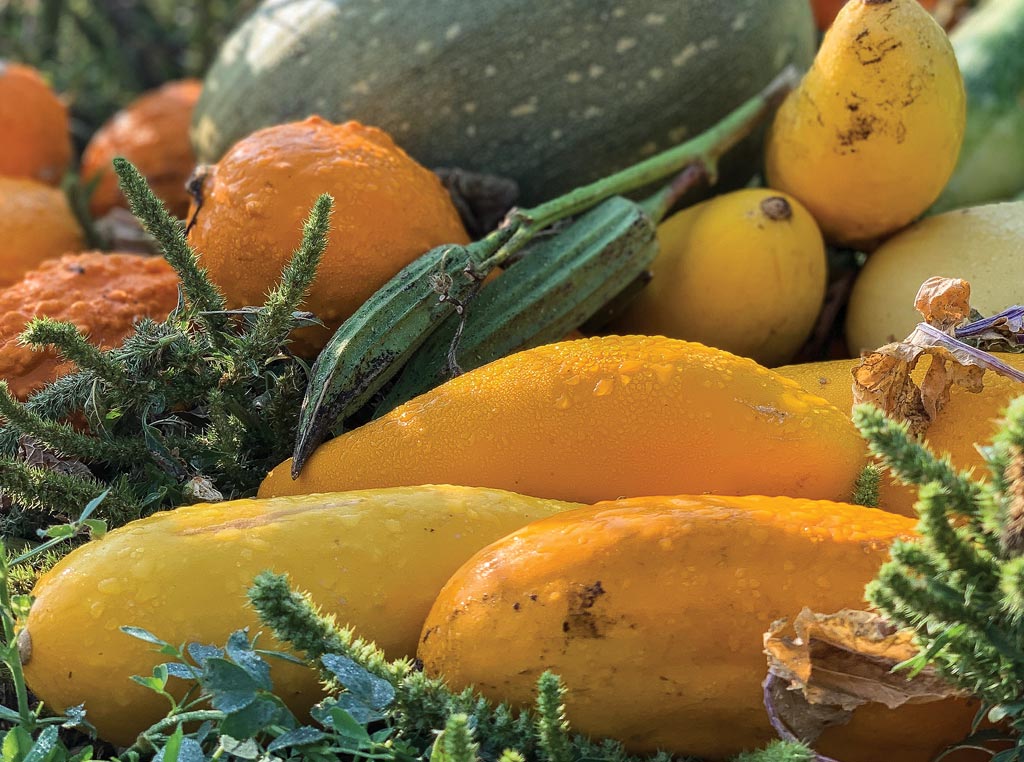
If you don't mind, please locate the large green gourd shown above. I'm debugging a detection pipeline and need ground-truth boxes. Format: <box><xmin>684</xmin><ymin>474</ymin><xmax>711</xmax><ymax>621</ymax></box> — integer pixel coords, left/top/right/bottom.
<box><xmin>192</xmin><ymin>0</ymin><xmax>815</xmax><ymax>203</ymax></box>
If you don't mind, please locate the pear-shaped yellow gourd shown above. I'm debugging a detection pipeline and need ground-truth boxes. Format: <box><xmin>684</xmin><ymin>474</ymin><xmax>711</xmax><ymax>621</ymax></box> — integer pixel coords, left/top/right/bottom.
<box><xmin>613</xmin><ymin>189</ymin><xmax>826</xmax><ymax>367</ymax></box>
<box><xmin>766</xmin><ymin>0</ymin><xmax>965</xmax><ymax>246</ymax></box>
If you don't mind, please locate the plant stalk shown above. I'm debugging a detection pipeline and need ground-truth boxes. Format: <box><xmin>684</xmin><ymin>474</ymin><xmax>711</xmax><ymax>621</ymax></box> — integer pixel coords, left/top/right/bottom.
<box><xmin>0</xmin><ymin>541</ymin><xmax>35</xmax><ymax>731</ymax></box>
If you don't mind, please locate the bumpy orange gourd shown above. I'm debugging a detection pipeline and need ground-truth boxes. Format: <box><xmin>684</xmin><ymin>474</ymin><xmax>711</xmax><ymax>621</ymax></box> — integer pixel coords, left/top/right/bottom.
<box><xmin>812</xmin><ymin>0</ymin><xmax>939</xmax><ymax>30</ymax></box>
<box><xmin>80</xmin><ymin>79</ymin><xmax>202</xmax><ymax>219</ymax></box>
<box><xmin>766</xmin><ymin>0</ymin><xmax>965</xmax><ymax>246</ymax></box>
<box><xmin>417</xmin><ymin>494</ymin><xmax>977</xmax><ymax>762</ymax></box>
<box><xmin>23</xmin><ymin>485</ymin><xmax>578</xmax><ymax>746</ymax></box>
<box><xmin>0</xmin><ymin>252</ymin><xmax>180</xmax><ymax>399</ymax></box>
<box><xmin>260</xmin><ymin>336</ymin><xmax>867</xmax><ymax>504</ymax></box>
<box><xmin>612</xmin><ymin>189</ymin><xmax>826</xmax><ymax>367</ymax></box>
<box><xmin>187</xmin><ymin>117</ymin><xmax>470</xmax><ymax>354</ymax></box>
<box><xmin>0</xmin><ymin>62</ymin><xmax>71</xmax><ymax>185</ymax></box>
<box><xmin>776</xmin><ymin>354</ymin><xmax>1024</xmax><ymax>517</ymax></box>
<box><xmin>0</xmin><ymin>177</ymin><xmax>84</xmax><ymax>288</ymax></box>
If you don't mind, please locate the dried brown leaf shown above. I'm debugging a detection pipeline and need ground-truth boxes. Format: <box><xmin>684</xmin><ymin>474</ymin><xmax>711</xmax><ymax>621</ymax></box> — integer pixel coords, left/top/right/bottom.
<box><xmin>764</xmin><ymin>609</ymin><xmax>967</xmax><ymax>744</ymax></box>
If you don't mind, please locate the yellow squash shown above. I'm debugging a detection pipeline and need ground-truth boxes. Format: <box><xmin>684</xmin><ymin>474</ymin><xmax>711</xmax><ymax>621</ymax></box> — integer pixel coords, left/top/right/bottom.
<box><xmin>846</xmin><ymin>201</ymin><xmax>1024</xmax><ymax>353</ymax></box>
<box><xmin>417</xmin><ymin>494</ymin><xmax>977</xmax><ymax>762</ymax></box>
<box><xmin>765</xmin><ymin>0</ymin><xmax>965</xmax><ymax>246</ymax></box>
<box><xmin>776</xmin><ymin>354</ymin><xmax>1024</xmax><ymax>517</ymax></box>
<box><xmin>22</xmin><ymin>485</ymin><xmax>577</xmax><ymax>746</ymax></box>
<box><xmin>612</xmin><ymin>189</ymin><xmax>826</xmax><ymax>367</ymax></box>
<box><xmin>261</xmin><ymin>336</ymin><xmax>867</xmax><ymax>505</ymax></box>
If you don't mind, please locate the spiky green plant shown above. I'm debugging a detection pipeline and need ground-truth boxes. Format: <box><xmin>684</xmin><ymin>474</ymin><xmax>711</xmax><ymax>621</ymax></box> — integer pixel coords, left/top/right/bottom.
<box><xmin>855</xmin><ymin>398</ymin><xmax>1024</xmax><ymax>757</ymax></box>
<box><xmin>0</xmin><ymin>159</ymin><xmax>331</xmax><ymax>538</ymax></box>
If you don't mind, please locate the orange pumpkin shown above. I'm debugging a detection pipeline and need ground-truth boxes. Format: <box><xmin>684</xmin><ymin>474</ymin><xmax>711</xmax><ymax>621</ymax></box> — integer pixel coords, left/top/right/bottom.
<box><xmin>0</xmin><ymin>61</ymin><xmax>71</xmax><ymax>185</ymax></box>
<box><xmin>81</xmin><ymin>79</ymin><xmax>202</xmax><ymax>219</ymax></box>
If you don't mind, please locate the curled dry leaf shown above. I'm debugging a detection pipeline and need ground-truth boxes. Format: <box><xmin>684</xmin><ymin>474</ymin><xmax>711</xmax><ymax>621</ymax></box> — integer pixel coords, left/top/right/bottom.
<box><xmin>763</xmin><ymin>608</ymin><xmax>967</xmax><ymax>746</ymax></box>
<box><xmin>852</xmin><ymin>276</ymin><xmax>1024</xmax><ymax>437</ymax></box>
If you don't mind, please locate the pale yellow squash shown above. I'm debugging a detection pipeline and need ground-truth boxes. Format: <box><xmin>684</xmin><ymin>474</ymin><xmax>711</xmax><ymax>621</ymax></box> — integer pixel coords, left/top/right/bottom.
<box><xmin>22</xmin><ymin>486</ymin><xmax>578</xmax><ymax>746</ymax></box>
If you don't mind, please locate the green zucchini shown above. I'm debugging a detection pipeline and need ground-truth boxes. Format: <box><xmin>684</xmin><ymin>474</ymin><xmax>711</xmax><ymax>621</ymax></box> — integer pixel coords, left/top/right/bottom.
<box><xmin>192</xmin><ymin>0</ymin><xmax>814</xmax><ymax>204</ymax></box>
<box><xmin>931</xmin><ymin>0</ymin><xmax>1024</xmax><ymax>212</ymax></box>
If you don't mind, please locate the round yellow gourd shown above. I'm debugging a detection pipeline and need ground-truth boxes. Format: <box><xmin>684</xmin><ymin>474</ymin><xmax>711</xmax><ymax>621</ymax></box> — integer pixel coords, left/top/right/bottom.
<box><xmin>22</xmin><ymin>485</ymin><xmax>578</xmax><ymax>746</ymax></box>
<box><xmin>612</xmin><ymin>189</ymin><xmax>826</xmax><ymax>367</ymax></box>
<box><xmin>775</xmin><ymin>354</ymin><xmax>1024</xmax><ymax>517</ymax></box>
<box><xmin>847</xmin><ymin>201</ymin><xmax>1024</xmax><ymax>353</ymax></box>
<box><xmin>765</xmin><ymin>0</ymin><xmax>966</xmax><ymax>246</ymax></box>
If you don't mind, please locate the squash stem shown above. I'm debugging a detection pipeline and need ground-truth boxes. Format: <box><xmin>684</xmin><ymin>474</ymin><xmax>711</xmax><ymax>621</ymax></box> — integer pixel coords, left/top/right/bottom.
<box><xmin>518</xmin><ymin>65</ymin><xmax>799</xmax><ymax>228</ymax></box>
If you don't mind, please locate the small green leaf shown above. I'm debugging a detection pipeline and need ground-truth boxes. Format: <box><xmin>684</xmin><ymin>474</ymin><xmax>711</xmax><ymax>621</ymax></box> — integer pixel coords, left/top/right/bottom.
<box><xmin>266</xmin><ymin>727</ymin><xmax>327</xmax><ymax>753</ymax></box>
<box><xmin>121</xmin><ymin>626</ymin><xmax>173</xmax><ymax>648</ymax></box>
<box><xmin>203</xmin><ymin>658</ymin><xmax>260</xmax><ymax>713</ymax></box>
<box><xmin>326</xmin><ymin>707</ymin><xmax>372</xmax><ymax>747</ymax></box>
<box><xmin>78</xmin><ymin>489</ymin><xmax>109</xmax><ymax>522</ymax></box>
<box><xmin>10</xmin><ymin>595</ymin><xmax>33</xmax><ymax>620</ymax></box>
<box><xmin>82</xmin><ymin>519</ymin><xmax>107</xmax><ymax>540</ymax></box>
<box><xmin>320</xmin><ymin>654</ymin><xmax>394</xmax><ymax>709</ymax></box>
<box><xmin>21</xmin><ymin>726</ymin><xmax>59</xmax><ymax>762</ymax></box>
<box><xmin>2</xmin><ymin>725</ymin><xmax>34</xmax><ymax>762</ymax></box>
<box><xmin>218</xmin><ymin>737</ymin><xmax>261</xmax><ymax>760</ymax></box>
<box><xmin>37</xmin><ymin>524</ymin><xmax>75</xmax><ymax>540</ymax></box>
<box><xmin>160</xmin><ymin>725</ymin><xmax>184</xmax><ymax>762</ymax></box>
<box><xmin>225</xmin><ymin>630</ymin><xmax>271</xmax><ymax>690</ymax></box>
<box><xmin>219</xmin><ymin>695</ymin><xmax>292</xmax><ymax>739</ymax></box>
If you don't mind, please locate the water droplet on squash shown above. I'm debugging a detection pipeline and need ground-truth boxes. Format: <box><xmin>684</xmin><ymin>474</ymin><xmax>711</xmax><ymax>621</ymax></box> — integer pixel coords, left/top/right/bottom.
<box><xmin>97</xmin><ymin>577</ymin><xmax>123</xmax><ymax>595</ymax></box>
<box><xmin>554</xmin><ymin>394</ymin><xmax>571</xmax><ymax>410</ymax></box>
<box><xmin>593</xmin><ymin>378</ymin><xmax>614</xmax><ymax>396</ymax></box>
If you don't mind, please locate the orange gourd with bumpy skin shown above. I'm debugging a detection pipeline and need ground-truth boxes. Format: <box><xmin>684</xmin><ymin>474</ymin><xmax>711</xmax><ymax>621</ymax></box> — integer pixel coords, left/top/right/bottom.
<box><xmin>187</xmin><ymin>117</ymin><xmax>470</xmax><ymax>355</ymax></box>
<box><xmin>260</xmin><ymin>336</ymin><xmax>867</xmax><ymax>504</ymax></box>
<box><xmin>81</xmin><ymin>79</ymin><xmax>202</xmax><ymax>219</ymax></box>
<box><xmin>0</xmin><ymin>62</ymin><xmax>71</xmax><ymax>185</ymax></box>
<box><xmin>776</xmin><ymin>354</ymin><xmax>1024</xmax><ymax>517</ymax></box>
<box><xmin>766</xmin><ymin>0</ymin><xmax>965</xmax><ymax>246</ymax></box>
<box><xmin>417</xmin><ymin>495</ymin><xmax>977</xmax><ymax>762</ymax></box>
<box><xmin>0</xmin><ymin>252</ymin><xmax>180</xmax><ymax>399</ymax></box>
<box><xmin>23</xmin><ymin>485</ymin><xmax>578</xmax><ymax>746</ymax></box>
<box><xmin>0</xmin><ymin>177</ymin><xmax>84</xmax><ymax>288</ymax></box>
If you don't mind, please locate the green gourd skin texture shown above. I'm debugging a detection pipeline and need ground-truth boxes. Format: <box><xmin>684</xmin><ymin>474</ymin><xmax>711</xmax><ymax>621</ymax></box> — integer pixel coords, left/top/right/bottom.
<box><xmin>192</xmin><ymin>0</ymin><xmax>815</xmax><ymax>204</ymax></box>
<box><xmin>931</xmin><ymin>0</ymin><xmax>1024</xmax><ymax>212</ymax></box>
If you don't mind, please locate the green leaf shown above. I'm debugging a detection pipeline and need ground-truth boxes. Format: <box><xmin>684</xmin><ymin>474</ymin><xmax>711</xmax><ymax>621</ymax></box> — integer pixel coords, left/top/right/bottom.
<box><xmin>202</xmin><ymin>658</ymin><xmax>259</xmax><ymax>713</ymax></box>
<box><xmin>10</xmin><ymin>595</ymin><xmax>33</xmax><ymax>620</ymax></box>
<box><xmin>325</xmin><ymin>707</ymin><xmax>372</xmax><ymax>747</ymax></box>
<box><xmin>78</xmin><ymin>489</ymin><xmax>109</xmax><ymax>522</ymax></box>
<box><xmin>160</xmin><ymin>724</ymin><xmax>184</xmax><ymax>762</ymax></box>
<box><xmin>225</xmin><ymin>630</ymin><xmax>271</xmax><ymax>690</ymax></box>
<box><xmin>82</xmin><ymin>519</ymin><xmax>107</xmax><ymax>540</ymax></box>
<box><xmin>218</xmin><ymin>737</ymin><xmax>261</xmax><ymax>760</ymax></box>
<box><xmin>320</xmin><ymin>654</ymin><xmax>394</xmax><ymax>709</ymax></box>
<box><xmin>266</xmin><ymin>727</ymin><xmax>327</xmax><ymax>753</ymax></box>
<box><xmin>121</xmin><ymin>626</ymin><xmax>173</xmax><ymax>649</ymax></box>
<box><xmin>2</xmin><ymin>725</ymin><xmax>34</xmax><ymax>762</ymax></box>
<box><xmin>37</xmin><ymin>524</ymin><xmax>75</xmax><ymax>540</ymax></box>
<box><xmin>21</xmin><ymin>726</ymin><xmax>59</xmax><ymax>762</ymax></box>
<box><xmin>218</xmin><ymin>695</ymin><xmax>292</xmax><ymax>740</ymax></box>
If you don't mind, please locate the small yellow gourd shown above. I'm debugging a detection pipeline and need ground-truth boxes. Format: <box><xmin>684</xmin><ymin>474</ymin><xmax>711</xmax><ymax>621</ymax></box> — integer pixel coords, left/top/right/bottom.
<box><xmin>765</xmin><ymin>0</ymin><xmax>966</xmax><ymax>246</ymax></box>
<box><xmin>22</xmin><ymin>486</ymin><xmax>577</xmax><ymax>746</ymax></box>
<box><xmin>613</xmin><ymin>189</ymin><xmax>826</xmax><ymax>367</ymax></box>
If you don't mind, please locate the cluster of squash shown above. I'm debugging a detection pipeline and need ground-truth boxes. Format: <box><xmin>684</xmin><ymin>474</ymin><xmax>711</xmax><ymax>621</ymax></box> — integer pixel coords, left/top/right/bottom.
<box><xmin>26</xmin><ymin>332</ymin><xmax>1016</xmax><ymax>760</ymax></box>
<box><xmin>4</xmin><ymin>0</ymin><xmax>1024</xmax><ymax>760</ymax></box>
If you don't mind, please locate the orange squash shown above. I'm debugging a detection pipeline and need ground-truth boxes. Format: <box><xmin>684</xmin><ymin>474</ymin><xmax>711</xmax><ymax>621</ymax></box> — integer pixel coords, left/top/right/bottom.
<box><xmin>0</xmin><ymin>177</ymin><xmax>84</xmax><ymax>288</ymax></box>
<box><xmin>775</xmin><ymin>354</ymin><xmax>1024</xmax><ymax>517</ymax></box>
<box><xmin>187</xmin><ymin>117</ymin><xmax>469</xmax><ymax>355</ymax></box>
<box><xmin>0</xmin><ymin>62</ymin><xmax>71</xmax><ymax>185</ymax></box>
<box><xmin>261</xmin><ymin>336</ymin><xmax>867</xmax><ymax>504</ymax></box>
<box><xmin>418</xmin><ymin>494</ymin><xmax>977</xmax><ymax>761</ymax></box>
<box><xmin>81</xmin><ymin>79</ymin><xmax>202</xmax><ymax>219</ymax></box>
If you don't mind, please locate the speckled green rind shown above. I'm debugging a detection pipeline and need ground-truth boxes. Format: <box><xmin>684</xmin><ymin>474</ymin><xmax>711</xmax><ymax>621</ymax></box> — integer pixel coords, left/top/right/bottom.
<box><xmin>192</xmin><ymin>0</ymin><xmax>815</xmax><ymax>204</ymax></box>
<box><xmin>931</xmin><ymin>0</ymin><xmax>1024</xmax><ymax>212</ymax></box>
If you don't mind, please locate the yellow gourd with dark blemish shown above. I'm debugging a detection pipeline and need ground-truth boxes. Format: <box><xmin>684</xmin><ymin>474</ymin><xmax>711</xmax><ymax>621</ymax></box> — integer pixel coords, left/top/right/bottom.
<box><xmin>765</xmin><ymin>0</ymin><xmax>965</xmax><ymax>247</ymax></box>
